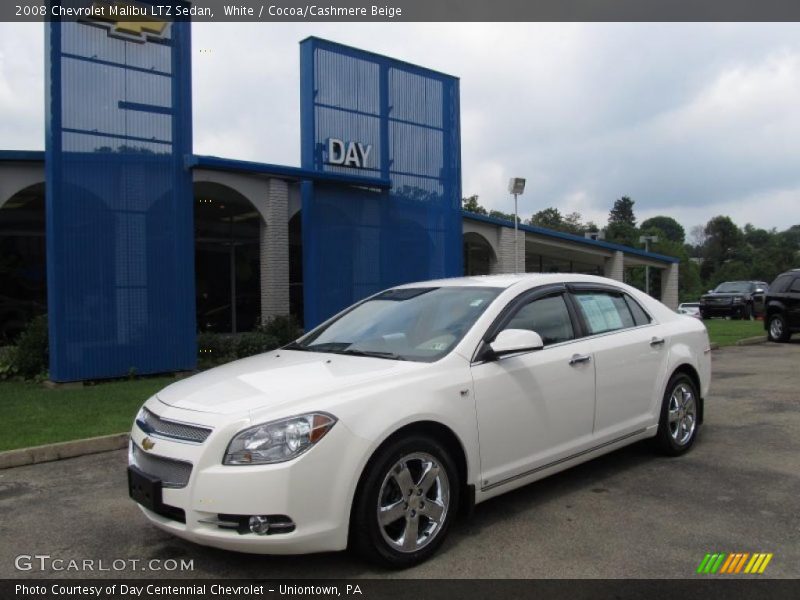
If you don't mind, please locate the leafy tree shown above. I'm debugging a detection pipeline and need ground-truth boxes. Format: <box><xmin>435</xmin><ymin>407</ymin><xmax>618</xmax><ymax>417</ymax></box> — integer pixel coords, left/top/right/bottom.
<box><xmin>529</xmin><ymin>207</ymin><xmax>596</xmax><ymax>236</ymax></box>
<box><xmin>488</xmin><ymin>209</ymin><xmax>517</xmax><ymax>223</ymax></box>
<box><xmin>700</xmin><ymin>215</ymin><xmax>743</xmax><ymax>280</ymax></box>
<box><xmin>462</xmin><ymin>194</ymin><xmax>487</xmax><ymax>215</ymax></box>
<box><xmin>605</xmin><ymin>222</ymin><xmax>639</xmax><ymax>247</ymax></box>
<box><xmin>529</xmin><ymin>207</ymin><xmax>564</xmax><ymax>230</ymax></box>
<box><xmin>641</xmin><ymin>216</ymin><xmax>685</xmax><ymax>244</ymax></box>
<box><xmin>608</xmin><ymin>196</ymin><xmax>637</xmax><ymax>227</ymax></box>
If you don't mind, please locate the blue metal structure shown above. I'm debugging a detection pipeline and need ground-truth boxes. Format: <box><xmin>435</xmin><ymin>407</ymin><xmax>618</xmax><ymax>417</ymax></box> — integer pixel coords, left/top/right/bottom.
<box><xmin>45</xmin><ymin>7</ymin><xmax>195</xmax><ymax>381</ymax></box>
<box><xmin>300</xmin><ymin>37</ymin><xmax>463</xmax><ymax>328</ymax></box>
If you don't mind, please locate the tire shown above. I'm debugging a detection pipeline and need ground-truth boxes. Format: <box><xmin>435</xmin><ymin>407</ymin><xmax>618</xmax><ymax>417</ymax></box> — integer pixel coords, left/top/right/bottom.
<box><xmin>653</xmin><ymin>373</ymin><xmax>700</xmax><ymax>456</ymax></box>
<box><xmin>701</xmin><ymin>311</ymin><xmax>711</xmax><ymax>320</ymax></box>
<box><xmin>767</xmin><ymin>313</ymin><xmax>790</xmax><ymax>343</ymax></box>
<box><xmin>742</xmin><ymin>303</ymin><xmax>753</xmax><ymax>320</ymax></box>
<box><xmin>350</xmin><ymin>435</ymin><xmax>460</xmax><ymax>568</ymax></box>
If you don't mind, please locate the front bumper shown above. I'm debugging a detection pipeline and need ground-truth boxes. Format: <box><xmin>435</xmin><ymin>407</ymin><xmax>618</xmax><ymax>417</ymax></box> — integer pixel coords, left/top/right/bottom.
<box><xmin>129</xmin><ymin>399</ymin><xmax>370</xmax><ymax>555</ymax></box>
<box><xmin>701</xmin><ymin>304</ymin><xmax>744</xmax><ymax>316</ymax></box>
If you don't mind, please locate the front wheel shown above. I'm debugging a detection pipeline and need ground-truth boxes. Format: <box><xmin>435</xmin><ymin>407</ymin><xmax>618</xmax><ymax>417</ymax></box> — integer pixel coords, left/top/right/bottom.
<box><xmin>768</xmin><ymin>314</ymin><xmax>790</xmax><ymax>342</ymax></box>
<box><xmin>653</xmin><ymin>373</ymin><xmax>700</xmax><ymax>456</ymax></box>
<box><xmin>350</xmin><ymin>435</ymin><xmax>460</xmax><ymax>568</ymax></box>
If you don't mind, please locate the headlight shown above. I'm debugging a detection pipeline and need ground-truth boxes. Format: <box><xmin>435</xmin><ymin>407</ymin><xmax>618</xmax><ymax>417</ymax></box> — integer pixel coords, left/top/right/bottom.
<box><xmin>223</xmin><ymin>413</ymin><xmax>337</xmax><ymax>465</ymax></box>
<box><xmin>733</xmin><ymin>296</ymin><xmax>743</xmax><ymax>303</ymax></box>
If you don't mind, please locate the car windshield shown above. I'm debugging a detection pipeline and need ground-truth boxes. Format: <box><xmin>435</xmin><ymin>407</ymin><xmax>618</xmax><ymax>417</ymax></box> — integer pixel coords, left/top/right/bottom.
<box><xmin>293</xmin><ymin>286</ymin><xmax>502</xmax><ymax>362</ymax></box>
<box><xmin>714</xmin><ymin>282</ymin><xmax>752</xmax><ymax>293</ymax></box>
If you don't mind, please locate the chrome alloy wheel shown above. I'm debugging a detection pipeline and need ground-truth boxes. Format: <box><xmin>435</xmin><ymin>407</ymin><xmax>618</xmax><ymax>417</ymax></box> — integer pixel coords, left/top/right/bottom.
<box><xmin>376</xmin><ymin>452</ymin><xmax>450</xmax><ymax>553</ymax></box>
<box><xmin>668</xmin><ymin>382</ymin><xmax>697</xmax><ymax>446</ymax></box>
<box><xmin>770</xmin><ymin>317</ymin><xmax>784</xmax><ymax>340</ymax></box>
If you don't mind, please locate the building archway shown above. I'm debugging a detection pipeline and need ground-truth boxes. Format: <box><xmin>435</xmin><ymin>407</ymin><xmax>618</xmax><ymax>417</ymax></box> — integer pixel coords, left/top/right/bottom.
<box><xmin>194</xmin><ymin>182</ymin><xmax>261</xmax><ymax>333</ymax></box>
<box><xmin>463</xmin><ymin>231</ymin><xmax>496</xmax><ymax>276</ymax></box>
<box><xmin>0</xmin><ymin>182</ymin><xmax>46</xmax><ymax>343</ymax></box>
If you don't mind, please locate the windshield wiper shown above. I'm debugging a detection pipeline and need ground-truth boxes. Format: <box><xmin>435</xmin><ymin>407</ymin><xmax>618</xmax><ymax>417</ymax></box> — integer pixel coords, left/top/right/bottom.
<box><xmin>336</xmin><ymin>348</ymin><xmax>407</xmax><ymax>361</ymax></box>
<box><xmin>282</xmin><ymin>341</ymin><xmax>311</xmax><ymax>351</ymax></box>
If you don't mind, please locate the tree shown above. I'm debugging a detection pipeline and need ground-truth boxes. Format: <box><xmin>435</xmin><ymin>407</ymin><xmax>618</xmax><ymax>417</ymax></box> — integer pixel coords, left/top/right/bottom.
<box><xmin>700</xmin><ymin>215</ymin><xmax>743</xmax><ymax>280</ymax></box>
<box><xmin>640</xmin><ymin>216</ymin><xmax>685</xmax><ymax>244</ymax></box>
<box><xmin>608</xmin><ymin>196</ymin><xmax>637</xmax><ymax>227</ymax></box>
<box><xmin>488</xmin><ymin>209</ymin><xmax>517</xmax><ymax>223</ymax></box>
<box><xmin>528</xmin><ymin>207</ymin><xmax>564</xmax><ymax>230</ymax></box>
<box><xmin>529</xmin><ymin>207</ymin><xmax>596</xmax><ymax>236</ymax></box>
<box><xmin>462</xmin><ymin>194</ymin><xmax>487</xmax><ymax>215</ymax></box>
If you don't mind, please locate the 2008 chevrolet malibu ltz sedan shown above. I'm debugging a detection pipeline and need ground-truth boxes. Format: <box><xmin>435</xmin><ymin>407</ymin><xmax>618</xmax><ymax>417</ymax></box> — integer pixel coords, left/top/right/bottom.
<box><xmin>128</xmin><ymin>274</ymin><xmax>711</xmax><ymax>567</ymax></box>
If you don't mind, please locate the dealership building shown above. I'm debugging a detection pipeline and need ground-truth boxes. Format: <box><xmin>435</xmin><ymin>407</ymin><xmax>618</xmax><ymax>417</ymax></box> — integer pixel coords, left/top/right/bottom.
<box><xmin>0</xmin><ymin>18</ymin><xmax>678</xmax><ymax>381</ymax></box>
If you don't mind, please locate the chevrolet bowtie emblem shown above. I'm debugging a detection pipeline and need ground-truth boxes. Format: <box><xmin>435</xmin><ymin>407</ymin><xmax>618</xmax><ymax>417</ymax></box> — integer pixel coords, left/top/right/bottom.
<box><xmin>142</xmin><ymin>437</ymin><xmax>155</xmax><ymax>451</ymax></box>
<box><xmin>88</xmin><ymin>2</ymin><xmax>168</xmax><ymax>42</ymax></box>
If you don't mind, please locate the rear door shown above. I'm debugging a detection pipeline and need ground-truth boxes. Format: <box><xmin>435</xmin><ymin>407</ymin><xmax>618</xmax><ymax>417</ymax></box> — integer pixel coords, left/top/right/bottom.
<box><xmin>568</xmin><ymin>286</ymin><xmax>669</xmax><ymax>443</ymax></box>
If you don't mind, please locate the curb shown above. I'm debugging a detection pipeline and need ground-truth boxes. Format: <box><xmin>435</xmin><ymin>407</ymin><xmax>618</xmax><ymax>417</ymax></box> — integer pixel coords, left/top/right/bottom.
<box><xmin>0</xmin><ymin>433</ymin><xmax>129</xmax><ymax>470</ymax></box>
<box><xmin>735</xmin><ymin>335</ymin><xmax>768</xmax><ymax>346</ymax></box>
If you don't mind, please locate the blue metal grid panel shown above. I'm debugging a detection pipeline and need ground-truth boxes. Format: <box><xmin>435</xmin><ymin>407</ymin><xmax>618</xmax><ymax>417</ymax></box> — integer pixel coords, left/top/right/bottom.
<box><xmin>45</xmin><ymin>16</ymin><xmax>195</xmax><ymax>381</ymax></box>
<box><xmin>300</xmin><ymin>38</ymin><xmax>462</xmax><ymax>328</ymax></box>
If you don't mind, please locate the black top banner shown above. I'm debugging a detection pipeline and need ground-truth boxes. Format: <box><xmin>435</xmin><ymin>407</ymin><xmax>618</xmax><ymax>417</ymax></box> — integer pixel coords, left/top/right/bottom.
<box><xmin>5</xmin><ymin>0</ymin><xmax>800</xmax><ymax>22</ymax></box>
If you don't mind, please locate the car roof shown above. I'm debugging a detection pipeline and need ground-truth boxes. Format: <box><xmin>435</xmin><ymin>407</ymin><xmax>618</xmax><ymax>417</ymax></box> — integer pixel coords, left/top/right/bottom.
<box><xmin>393</xmin><ymin>273</ymin><xmax>619</xmax><ymax>290</ymax></box>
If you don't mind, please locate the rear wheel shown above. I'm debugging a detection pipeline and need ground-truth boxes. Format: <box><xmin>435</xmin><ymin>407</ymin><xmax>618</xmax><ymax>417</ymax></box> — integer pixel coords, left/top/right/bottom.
<box><xmin>653</xmin><ymin>373</ymin><xmax>700</xmax><ymax>456</ymax></box>
<box><xmin>350</xmin><ymin>435</ymin><xmax>459</xmax><ymax>568</ymax></box>
<box><xmin>768</xmin><ymin>313</ymin><xmax>790</xmax><ymax>342</ymax></box>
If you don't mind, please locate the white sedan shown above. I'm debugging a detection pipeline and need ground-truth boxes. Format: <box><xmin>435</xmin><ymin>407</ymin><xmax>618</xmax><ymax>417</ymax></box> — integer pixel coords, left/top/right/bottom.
<box><xmin>128</xmin><ymin>274</ymin><xmax>711</xmax><ymax>567</ymax></box>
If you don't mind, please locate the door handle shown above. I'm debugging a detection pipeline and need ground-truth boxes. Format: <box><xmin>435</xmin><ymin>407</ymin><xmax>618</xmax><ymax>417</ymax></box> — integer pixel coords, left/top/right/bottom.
<box><xmin>650</xmin><ymin>337</ymin><xmax>665</xmax><ymax>347</ymax></box>
<box><xmin>569</xmin><ymin>353</ymin><xmax>591</xmax><ymax>365</ymax></box>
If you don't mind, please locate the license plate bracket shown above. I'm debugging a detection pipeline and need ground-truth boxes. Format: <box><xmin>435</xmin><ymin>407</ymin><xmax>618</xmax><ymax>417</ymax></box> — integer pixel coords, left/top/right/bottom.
<box><xmin>128</xmin><ymin>465</ymin><xmax>163</xmax><ymax>512</ymax></box>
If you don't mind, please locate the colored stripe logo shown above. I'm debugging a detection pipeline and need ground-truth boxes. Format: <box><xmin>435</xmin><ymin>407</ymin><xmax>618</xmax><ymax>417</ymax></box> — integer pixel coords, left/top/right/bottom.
<box><xmin>696</xmin><ymin>552</ymin><xmax>773</xmax><ymax>574</ymax></box>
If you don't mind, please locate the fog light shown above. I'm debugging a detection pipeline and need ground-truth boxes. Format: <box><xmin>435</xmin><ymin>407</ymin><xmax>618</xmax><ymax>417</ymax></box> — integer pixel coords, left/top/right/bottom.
<box><xmin>248</xmin><ymin>515</ymin><xmax>270</xmax><ymax>535</ymax></box>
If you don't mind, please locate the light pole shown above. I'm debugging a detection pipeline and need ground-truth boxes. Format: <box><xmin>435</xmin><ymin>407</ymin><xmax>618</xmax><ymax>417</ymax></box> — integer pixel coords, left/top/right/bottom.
<box><xmin>508</xmin><ymin>177</ymin><xmax>526</xmax><ymax>272</ymax></box>
<box><xmin>639</xmin><ymin>235</ymin><xmax>659</xmax><ymax>296</ymax></box>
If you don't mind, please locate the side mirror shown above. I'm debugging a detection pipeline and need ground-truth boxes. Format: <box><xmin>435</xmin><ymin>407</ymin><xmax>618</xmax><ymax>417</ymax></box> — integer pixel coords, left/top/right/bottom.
<box><xmin>707</xmin><ymin>290</ymin><xmax>714</xmax><ymax>294</ymax></box>
<box><xmin>754</xmin><ymin>288</ymin><xmax>765</xmax><ymax>294</ymax></box>
<box><xmin>489</xmin><ymin>329</ymin><xmax>544</xmax><ymax>357</ymax></box>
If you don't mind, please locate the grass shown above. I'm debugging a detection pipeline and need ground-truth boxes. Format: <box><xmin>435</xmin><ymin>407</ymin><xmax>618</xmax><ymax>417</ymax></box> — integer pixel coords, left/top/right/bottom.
<box><xmin>704</xmin><ymin>318</ymin><xmax>765</xmax><ymax>347</ymax></box>
<box><xmin>0</xmin><ymin>376</ymin><xmax>175</xmax><ymax>452</ymax></box>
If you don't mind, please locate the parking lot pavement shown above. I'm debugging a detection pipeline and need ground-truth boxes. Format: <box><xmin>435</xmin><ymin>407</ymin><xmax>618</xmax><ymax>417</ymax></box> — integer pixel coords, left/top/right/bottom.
<box><xmin>1</xmin><ymin>342</ymin><xmax>799</xmax><ymax>579</ymax></box>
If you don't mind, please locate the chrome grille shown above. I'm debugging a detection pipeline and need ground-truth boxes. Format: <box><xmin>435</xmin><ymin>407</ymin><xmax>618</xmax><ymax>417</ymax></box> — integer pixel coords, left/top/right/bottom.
<box><xmin>130</xmin><ymin>443</ymin><xmax>193</xmax><ymax>488</ymax></box>
<box><xmin>137</xmin><ymin>407</ymin><xmax>211</xmax><ymax>443</ymax></box>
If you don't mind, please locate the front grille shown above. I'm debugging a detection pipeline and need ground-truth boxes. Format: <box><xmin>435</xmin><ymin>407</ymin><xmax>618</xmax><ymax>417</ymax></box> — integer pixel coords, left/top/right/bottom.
<box><xmin>137</xmin><ymin>407</ymin><xmax>211</xmax><ymax>444</ymax></box>
<box><xmin>130</xmin><ymin>443</ymin><xmax>193</xmax><ymax>489</ymax></box>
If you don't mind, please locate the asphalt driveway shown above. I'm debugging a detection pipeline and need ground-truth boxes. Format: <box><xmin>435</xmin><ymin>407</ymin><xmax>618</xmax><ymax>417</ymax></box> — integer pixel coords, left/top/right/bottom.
<box><xmin>1</xmin><ymin>342</ymin><xmax>798</xmax><ymax>579</ymax></box>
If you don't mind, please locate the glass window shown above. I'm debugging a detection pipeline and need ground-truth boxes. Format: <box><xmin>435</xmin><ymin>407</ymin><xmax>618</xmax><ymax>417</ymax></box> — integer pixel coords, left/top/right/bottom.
<box><xmin>503</xmin><ymin>295</ymin><xmax>574</xmax><ymax>346</ymax></box>
<box><xmin>624</xmin><ymin>294</ymin><xmax>652</xmax><ymax>326</ymax></box>
<box><xmin>574</xmin><ymin>292</ymin><xmax>635</xmax><ymax>335</ymax></box>
<box><xmin>297</xmin><ymin>286</ymin><xmax>502</xmax><ymax>362</ymax></box>
<box><xmin>790</xmin><ymin>278</ymin><xmax>800</xmax><ymax>293</ymax></box>
<box><xmin>770</xmin><ymin>274</ymin><xmax>793</xmax><ymax>293</ymax></box>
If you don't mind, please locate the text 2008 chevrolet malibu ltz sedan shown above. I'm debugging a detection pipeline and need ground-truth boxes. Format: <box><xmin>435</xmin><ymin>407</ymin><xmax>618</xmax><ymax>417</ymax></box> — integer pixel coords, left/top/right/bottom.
<box><xmin>128</xmin><ymin>274</ymin><xmax>711</xmax><ymax>567</ymax></box>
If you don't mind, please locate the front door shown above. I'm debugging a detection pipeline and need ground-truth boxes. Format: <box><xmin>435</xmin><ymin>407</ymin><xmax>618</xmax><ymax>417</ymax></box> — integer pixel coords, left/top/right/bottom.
<box><xmin>471</xmin><ymin>292</ymin><xmax>596</xmax><ymax>489</ymax></box>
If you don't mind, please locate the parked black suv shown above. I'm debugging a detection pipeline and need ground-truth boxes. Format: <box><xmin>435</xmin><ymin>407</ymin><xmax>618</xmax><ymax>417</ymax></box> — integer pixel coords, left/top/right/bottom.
<box><xmin>699</xmin><ymin>281</ymin><xmax>769</xmax><ymax>320</ymax></box>
<box><xmin>764</xmin><ymin>269</ymin><xmax>800</xmax><ymax>342</ymax></box>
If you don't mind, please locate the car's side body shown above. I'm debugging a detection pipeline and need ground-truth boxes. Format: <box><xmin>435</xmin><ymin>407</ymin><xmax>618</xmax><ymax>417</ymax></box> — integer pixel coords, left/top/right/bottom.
<box><xmin>764</xmin><ymin>269</ymin><xmax>800</xmax><ymax>341</ymax></box>
<box><xmin>129</xmin><ymin>274</ymin><xmax>711</xmax><ymax>557</ymax></box>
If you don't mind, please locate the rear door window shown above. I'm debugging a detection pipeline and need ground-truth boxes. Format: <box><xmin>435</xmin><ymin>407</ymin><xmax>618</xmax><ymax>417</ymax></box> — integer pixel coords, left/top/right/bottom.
<box><xmin>573</xmin><ymin>291</ymin><xmax>636</xmax><ymax>335</ymax></box>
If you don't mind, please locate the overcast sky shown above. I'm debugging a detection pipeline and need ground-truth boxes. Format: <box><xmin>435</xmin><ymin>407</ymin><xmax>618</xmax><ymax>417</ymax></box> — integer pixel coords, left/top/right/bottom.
<box><xmin>3</xmin><ymin>22</ymin><xmax>800</xmax><ymax>234</ymax></box>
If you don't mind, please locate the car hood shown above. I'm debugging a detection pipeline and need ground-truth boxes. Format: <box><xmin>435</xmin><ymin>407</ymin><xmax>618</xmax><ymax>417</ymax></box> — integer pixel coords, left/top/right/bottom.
<box><xmin>702</xmin><ymin>292</ymin><xmax>746</xmax><ymax>299</ymax></box>
<box><xmin>156</xmin><ymin>350</ymin><xmax>424</xmax><ymax>416</ymax></box>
